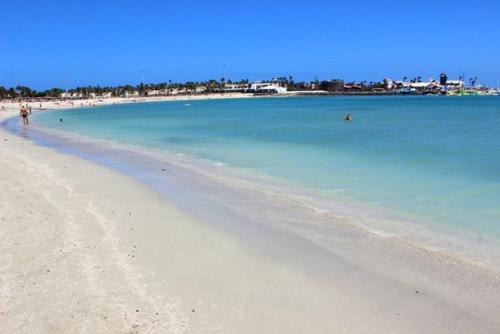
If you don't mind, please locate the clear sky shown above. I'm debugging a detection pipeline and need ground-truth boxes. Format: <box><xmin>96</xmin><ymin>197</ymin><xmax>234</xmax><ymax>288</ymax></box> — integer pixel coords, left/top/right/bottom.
<box><xmin>1</xmin><ymin>0</ymin><xmax>499</xmax><ymax>90</ymax></box>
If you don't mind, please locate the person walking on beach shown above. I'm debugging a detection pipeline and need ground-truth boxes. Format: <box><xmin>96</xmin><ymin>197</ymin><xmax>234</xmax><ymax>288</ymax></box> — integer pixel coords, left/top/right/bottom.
<box><xmin>20</xmin><ymin>105</ymin><xmax>29</xmax><ymax>125</ymax></box>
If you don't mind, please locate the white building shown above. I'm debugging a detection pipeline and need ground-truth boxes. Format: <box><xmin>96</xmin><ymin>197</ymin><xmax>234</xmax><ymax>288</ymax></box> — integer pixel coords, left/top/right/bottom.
<box><xmin>124</xmin><ymin>91</ymin><xmax>139</xmax><ymax>98</ymax></box>
<box><xmin>445</xmin><ymin>80</ymin><xmax>465</xmax><ymax>90</ymax></box>
<box><xmin>145</xmin><ymin>90</ymin><xmax>160</xmax><ymax>96</ymax></box>
<box><xmin>250</xmin><ymin>82</ymin><xmax>287</xmax><ymax>94</ymax></box>
<box><xmin>196</xmin><ymin>86</ymin><xmax>207</xmax><ymax>93</ymax></box>
<box><xmin>224</xmin><ymin>83</ymin><xmax>250</xmax><ymax>92</ymax></box>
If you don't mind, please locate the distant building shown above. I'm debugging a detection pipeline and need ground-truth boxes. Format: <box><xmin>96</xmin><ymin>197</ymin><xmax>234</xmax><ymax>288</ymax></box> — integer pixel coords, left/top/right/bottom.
<box><xmin>445</xmin><ymin>80</ymin><xmax>464</xmax><ymax>90</ymax></box>
<box><xmin>195</xmin><ymin>86</ymin><xmax>207</xmax><ymax>93</ymax></box>
<box><xmin>384</xmin><ymin>78</ymin><xmax>395</xmax><ymax>90</ymax></box>
<box><xmin>408</xmin><ymin>82</ymin><xmax>433</xmax><ymax>89</ymax></box>
<box><xmin>343</xmin><ymin>83</ymin><xmax>363</xmax><ymax>91</ymax></box>
<box><xmin>124</xmin><ymin>91</ymin><xmax>139</xmax><ymax>98</ymax></box>
<box><xmin>145</xmin><ymin>90</ymin><xmax>160</xmax><ymax>96</ymax></box>
<box><xmin>440</xmin><ymin>73</ymin><xmax>448</xmax><ymax>86</ymax></box>
<box><xmin>250</xmin><ymin>82</ymin><xmax>287</xmax><ymax>94</ymax></box>
<box><xmin>394</xmin><ymin>87</ymin><xmax>417</xmax><ymax>94</ymax></box>
<box><xmin>224</xmin><ymin>83</ymin><xmax>250</xmax><ymax>92</ymax></box>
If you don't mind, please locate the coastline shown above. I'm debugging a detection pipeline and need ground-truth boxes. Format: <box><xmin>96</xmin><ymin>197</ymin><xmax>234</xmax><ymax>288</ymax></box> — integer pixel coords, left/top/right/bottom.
<box><xmin>2</xmin><ymin>103</ymin><xmax>500</xmax><ymax>332</ymax></box>
<box><xmin>0</xmin><ymin>92</ymin><xmax>260</xmax><ymax>114</ymax></box>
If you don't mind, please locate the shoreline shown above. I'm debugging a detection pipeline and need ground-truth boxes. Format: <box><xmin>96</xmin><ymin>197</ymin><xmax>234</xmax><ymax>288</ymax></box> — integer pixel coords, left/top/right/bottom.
<box><xmin>0</xmin><ymin>92</ymin><xmax>263</xmax><ymax>114</ymax></box>
<box><xmin>12</xmin><ymin>113</ymin><xmax>500</xmax><ymax>273</ymax></box>
<box><xmin>10</xmin><ymin>98</ymin><xmax>500</xmax><ymax>272</ymax></box>
<box><xmin>2</xmin><ymin>92</ymin><xmax>497</xmax><ymax>115</ymax></box>
<box><xmin>2</xmin><ymin>102</ymin><xmax>500</xmax><ymax>332</ymax></box>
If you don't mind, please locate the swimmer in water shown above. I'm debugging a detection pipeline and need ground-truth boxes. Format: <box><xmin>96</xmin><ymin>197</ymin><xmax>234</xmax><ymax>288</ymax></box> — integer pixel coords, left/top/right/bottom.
<box><xmin>344</xmin><ymin>114</ymin><xmax>352</xmax><ymax>121</ymax></box>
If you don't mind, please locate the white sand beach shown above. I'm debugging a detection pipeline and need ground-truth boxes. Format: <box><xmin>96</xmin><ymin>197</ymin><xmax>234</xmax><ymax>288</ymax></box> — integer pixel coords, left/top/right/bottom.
<box><xmin>2</xmin><ymin>101</ymin><xmax>500</xmax><ymax>333</ymax></box>
<box><xmin>0</xmin><ymin>93</ymin><xmax>256</xmax><ymax>114</ymax></box>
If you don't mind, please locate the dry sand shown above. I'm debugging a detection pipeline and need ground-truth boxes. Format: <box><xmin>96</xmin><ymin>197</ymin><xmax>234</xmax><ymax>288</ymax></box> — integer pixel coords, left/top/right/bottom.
<box><xmin>0</xmin><ymin>93</ymin><xmax>256</xmax><ymax>114</ymax></box>
<box><xmin>2</xmin><ymin>100</ymin><xmax>500</xmax><ymax>333</ymax></box>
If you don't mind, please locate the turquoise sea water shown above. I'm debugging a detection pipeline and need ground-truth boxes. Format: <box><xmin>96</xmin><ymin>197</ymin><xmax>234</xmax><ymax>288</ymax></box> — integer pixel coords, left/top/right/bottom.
<box><xmin>32</xmin><ymin>96</ymin><xmax>500</xmax><ymax>238</ymax></box>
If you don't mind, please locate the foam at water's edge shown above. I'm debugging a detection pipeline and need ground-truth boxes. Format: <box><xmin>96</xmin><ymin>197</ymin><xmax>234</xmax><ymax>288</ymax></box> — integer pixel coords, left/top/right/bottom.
<box><xmin>3</xmin><ymin>115</ymin><xmax>500</xmax><ymax>274</ymax></box>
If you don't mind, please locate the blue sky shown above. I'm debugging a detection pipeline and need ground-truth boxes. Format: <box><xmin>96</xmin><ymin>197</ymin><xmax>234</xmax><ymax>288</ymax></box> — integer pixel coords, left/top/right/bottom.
<box><xmin>1</xmin><ymin>0</ymin><xmax>499</xmax><ymax>89</ymax></box>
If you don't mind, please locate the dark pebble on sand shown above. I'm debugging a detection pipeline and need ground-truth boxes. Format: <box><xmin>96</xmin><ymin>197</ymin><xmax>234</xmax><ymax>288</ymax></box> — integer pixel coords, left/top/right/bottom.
<box><xmin>136</xmin><ymin>309</ymin><xmax>140</xmax><ymax>312</ymax></box>
<box><xmin>161</xmin><ymin>168</ymin><xmax>166</xmax><ymax>171</ymax></box>
<box><xmin>415</xmin><ymin>290</ymin><xmax>419</xmax><ymax>294</ymax></box>
<box><xmin>192</xmin><ymin>309</ymin><xmax>195</xmax><ymax>312</ymax></box>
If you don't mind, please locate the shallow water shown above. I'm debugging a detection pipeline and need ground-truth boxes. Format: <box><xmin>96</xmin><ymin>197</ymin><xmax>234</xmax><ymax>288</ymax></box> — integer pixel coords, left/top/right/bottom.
<box><xmin>30</xmin><ymin>96</ymin><xmax>500</xmax><ymax>239</ymax></box>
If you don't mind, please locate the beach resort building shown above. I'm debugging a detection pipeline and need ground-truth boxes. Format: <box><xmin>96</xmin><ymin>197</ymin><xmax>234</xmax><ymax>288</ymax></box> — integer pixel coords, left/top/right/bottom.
<box><xmin>385</xmin><ymin>76</ymin><xmax>464</xmax><ymax>94</ymax></box>
<box><xmin>223</xmin><ymin>83</ymin><xmax>250</xmax><ymax>92</ymax></box>
<box><xmin>250</xmin><ymin>82</ymin><xmax>287</xmax><ymax>94</ymax></box>
<box><xmin>195</xmin><ymin>86</ymin><xmax>207</xmax><ymax>93</ymax></box>
<box><xmin>124</xmin><ymin>91</ymin><xmax>140</xmax><ymax>98</ymax></box>
<box><xmin>445</xmin><ymin>80</ymin><xmax>465</xmax><ymax>90</ymax></box>
<box><xmin>61</xmin><ymin>92</ymin><xmax>84</xmax><ymax>99</ymax></box>
<box><xmin>145</xmin><ymin>90</ymin><xmax>160</xmax><ymax>96</ymax></box>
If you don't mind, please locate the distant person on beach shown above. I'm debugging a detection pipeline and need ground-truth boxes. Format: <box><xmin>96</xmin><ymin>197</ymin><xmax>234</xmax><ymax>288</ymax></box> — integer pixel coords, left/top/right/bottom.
<box><xmin>28</xmin><ymin>105</ymin><xmax>32</xmax><ymax>114</ymax></box>
<box><xmin>344</xmin><ymin>114</ymin><xmax>352</xmax><ymax>121</ymax></box>
<box><xmin>20</xmin><ymin>106</ymin><xmax>29</xmax><ymax>125</ymax></box>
